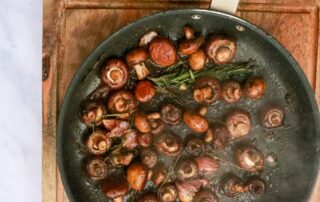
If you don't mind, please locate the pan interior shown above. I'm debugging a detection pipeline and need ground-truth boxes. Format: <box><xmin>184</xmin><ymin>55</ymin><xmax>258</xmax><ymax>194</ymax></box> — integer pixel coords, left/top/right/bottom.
<box><xmin>57</xmin><ymin>9</ymin><xmax>320</xmax><ymax>202</ymax></box>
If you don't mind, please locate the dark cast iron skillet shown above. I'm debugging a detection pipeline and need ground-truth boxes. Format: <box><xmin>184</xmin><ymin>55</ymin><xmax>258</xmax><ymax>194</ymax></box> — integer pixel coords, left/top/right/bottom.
<box><xmin>57</xmin><ymin>9</ymin><xmax>320</xmax><ymax>202</ymax></box>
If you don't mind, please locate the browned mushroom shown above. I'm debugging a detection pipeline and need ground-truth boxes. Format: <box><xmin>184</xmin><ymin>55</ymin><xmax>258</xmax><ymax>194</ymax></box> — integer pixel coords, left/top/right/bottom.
<box><xmin>102</xmin><ymin>175</ymin><xmax>129</xmax><ymax>202</ymax></box>
<box><xmin>183</xmin><ymin>111</ymin><xmax>209</xmax><ymax>133</ymax></box>
<box><xmin>126</xmin><ymin>48</ymin><xmax>149</xmax><ymax>80</ymax></box>
<box><xmin>147</xmin><ymin>112</ymin><xmax>165</xmax><ymax>135</ymax></box>
<box><xmin>243</xmin><ymin>77</ymin><xmax>266</xmax><ymax>99</ymax></box>
<box><xmin>245</xmin><ymin>176</ymin><xmax>266</xmax><ymax>196</ymax></box>
<box><xmin>193</xmin><ymin>77</ymin><xmax>221</xmax><ymax>104</ymax></box>
<box><xmin>134</xmin><ymin>80</ymin><xmax>157</xmax><ymax>103</ymax></box>
<box><xmin>260</xmin><ymin>106</ymin><xmax>284</xmax><ymax>128</ymax></box>
<box><xmin>210</xmin><ymin>123</ymin><xmax>230</xmax><ymax>151</ymax></box>
<box><xmin>138</xmin><ymin>133</ymin><xmax>153</xmax><ymax>147</ymax></box>
<box><xmin>149</xmin><ymin>37</ymin><xmax>178</xmax><ymax>67</ymax></box>
<box><xmin>81</xmin><ymin>102</ymin><xmax>106</xmax><ymax>126</ymax></box>
<box><xmin>86</xmin><ymin>130</ymin><xmax>111</xmax><ymax>155</ymax></box>
<box><xmin>107</xmin><ymin>90</ymin><xmax>137</xmax><ymax>118</ymax></box>
<box><xmin>86</xmin><ymin>157</ymin><xmax>109</xmax><ymax>180</ymax></box>
<box><xmin>122</xmin><ymin>130</ymin><xmax>138</xmax><ymax>150</ymax></box>
<box><xmin>221</xmin><ymin>174</ymin><xmax>247</xmax><ymax>197</ymax></box>
<box><xmin>185</xmin><ymin>137</ymin><xmax>206</xmax><ymax>156</ymax></box>
<box><xmin>226</xmin><ymin>109</ymin><xmax>251</xmax><ymax>139</ymax></box>
<box><xmin>175</xmin><ymin>179</ymin><xmax>209</xmax><ymax>202</ymax></box>
<box><xmin>101</xmin><ymin>58</ymin><xmax>129</xmax><ymax>89</ymax></box>
<box><xmin>103</xmin><ymin>119</ymin><xmax>130</xmax><ymax>138</ymax></box>
<box><xmin>160</xmin><ymin>104</ymin><xmax>182</xmax><ymax>125</ymax></box>
<box><xmin>139</xmin><ymin>31</ymin><xmax>158</xmax><ymax>47</ymax></box>
<box><xmin>188</xmin><ymin>49</ymin><xmax>206</xmax><ymax>71</ymax></box>
<box><xmin>127</xmin><ymin>162</ymin><xmax>149</xmax><ymax>191</ymax></box>
<box><xmin>109</xmin><ymin>150</ymin><xmax>135</xmax><ymax>167</ymax></box>
<box><xmin>221</xmin><ymin>80</ymin><xmax>242</xmax><ymax>103</ymax></box>
<box><xmin>154</xmin><ymin>133</ymin><xmax>183</xmax><ymax>156</ymax></box>
<box><xmin>179</xmin><ymin>37</ymin><xmax>204</xmax><ymax>56</ymax></box>
<box><xmin>175</xmin><ymin>159</ymin><xmax>199</xmax><ymax>182</ymax></box>
<box><xmin>206</xmin><ymin>36</ymin><xmax>237</xmax><ymax>64</ymax></box>
<box><xmin>140</xmin><ymin>148</ymin><xmax>158</xmax><ymax>169</ymax></box>
<box><xmin>137</xmin><ymin>193</ymin><xmax>160</xmax><ymax>202</ymax></box>
<box><xmin>194</xmin><ymin>190</ymin><xmax>219</xmax><ymax>202</ymax></box>
<box><xmin>194</xmin><ymin>156</ymin><xmax>220</xmax><ymax>177</ymax></box>
<box><xmin>159</xmin><ymin>183</ymin><xmax>178</xmax><ymax>202</ymax></box>
<box><xmin>152</xmin><ymin>164</ymin><xmax>167</xmax><ymax>186</ymax></box>
<box><xmin>135</xmin><ymin>112</ymin><xmax>152</xmax><ymax>133</ymax></box>
<box><xmin>235</xmin><ymin>145</ymin><xmax>265</xmax><ymax>172</ymax></box>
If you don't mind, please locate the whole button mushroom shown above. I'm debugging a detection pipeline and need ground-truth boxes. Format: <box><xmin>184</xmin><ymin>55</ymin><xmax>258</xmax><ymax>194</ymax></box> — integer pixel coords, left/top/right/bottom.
<box><xmin>210</xmin><ymin>123</ymin><xmax>230</xmax><ymax>151</ymax></box>
<box><xmin>235</xmin><ymin>145</ymin><xmax>265</xmax><ymax>172</ymax></box>
<box><xmin>221</xmin><ymin>174</ymin><xmax>247</xmax><ymax>197</ymax></box>
<box><xmin>86</xmin><ymin>130</ymin><xmax>111</xmax><ymax>155</ymax></box>
<box><xmin>134</xmin><ymin>112</ymin><xmax>164</xmax><ymax>135</ymax></box>
<box><xmin>109</xmin><ymin>150</ymin><xmax>135</xmax><ymax>167</ymax></box>
<box><xmin>107</xmin><ymin>90</ymin><xmax>137</xmax><ymax>117</ymax></box>
<box><xmin>86</xmin><ymin>157</ymin><xmax>109</xmax><ymax>180</ymax></box>
<box><xmin>149</xmin><ymin>37</ymin><xmax>178</xmax><ymax>67</ymax></box>
<box><xmin>102</xmin><ymin>175</ymin><xmax>129</xmax><ymax>202</ymax></box>
<box><xmin>179</xmin><ymin>37</ymin><xmax>204</xmax><ymax>56</ymax></box>
<box><xmin>175</xmin><ymin>178</ymin><xmax>209</xmax><ymax>202</ymax></box>
<box><xmin>140</xmin><ymin>148</ymin><xmax>158</xmax><ymax>169</ymax></box>
<box><xmin>159</xmin><ymin>183</ymin><xmax>178</xmax><ymax>202</ymax></box>
<box><xmin>183</xmin><ymin>111</ymin><xmax>209</xmax><ymax>133</ymax></box>
<box><xmin>243</xmin><ymin>77</ymin><xmax>266</xmax><ymax>99</ymax></box>
<box><xmin>135</xmin><ymin>112</ymin><xmax>152</xmax><ymax>133</ymax></box>
<box><xmin>81</xmin><ymin>102</ymin><xmax>106</xmax><ymax>126</ymax></box>
<box><xmin>101</xmin><ymin>58</ymin><xmax>129</xmax><ymax>89</ymax></box>
<box><xmin>160</xmin><ymin>104</ymin><xmax>182</xmax><ymax>125</ymax></box>
<box><xmin>188</xmin><ymin>49</ymin><xmax>206</xmax><ymax>71</ymax></box>
<box><xmin>154</xmin><ymin>133</ymin><xmax>183</xmax><ymax>156</ymax></box>
<box><xmin>260</xmin><ymin>106</ymin><xmax>284</xmax><ymax>128</ymax></box>
<box><xmin>226</xmin><ymin>109</ymin><xmax>251</xmax><ymax>139</ymax></box>
<box><xmin>126</xmin><ymin>48</ymin><xmax>150</xmax><ymax>80</ymax></box>
<box><xmin>185</xmin><ymin>137</ymin><xmax>206</xmax><ymax>156</ymax></box>
<box><xmin>138</xmin><ymin>133</ymin><xmax>153</xmax><ymax>147</ymax></box>
<box><xmin>193</xmin><ymin>77</ymin><xmax>221</xmax><ymax>104</ymax></box>
<box><xmin>245</xmin><ymin>176</ymin><xmax>266</xmax><ymax>196</ymax></box>
<box><xmin>127</xmin><ymin>162</ymin><xmax>149</xmax><ymax>191</ymax></box>
<box><xmin>134</xmin><ymin>80</ymin><xmax>157</xmax><ymax>103</ymax></box>
<box><xmin>174</xmin><ymin>159</ymin><xmax>199</xmax><ymax>181</ymax></box>
<box><xmin>221</xmin><ymin>80</ymin><xmax>242</xmax><ymax>104</ymax></box>
<box><xmin>206</xmin><ymin>35</ymin><xmax>237</xmax><ymax>64</ymax></box>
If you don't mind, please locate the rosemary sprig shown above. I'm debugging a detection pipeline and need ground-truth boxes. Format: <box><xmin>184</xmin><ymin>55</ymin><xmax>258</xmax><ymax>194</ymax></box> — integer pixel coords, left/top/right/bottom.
<box><xmin>147</xmin><ymin>63</ymin><xmax>253</xmax><ymax>89</ymax></box>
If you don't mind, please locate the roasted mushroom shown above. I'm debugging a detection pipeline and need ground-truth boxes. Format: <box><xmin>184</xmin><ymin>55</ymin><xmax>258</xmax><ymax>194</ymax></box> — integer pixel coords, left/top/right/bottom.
<box><xmin>107</xmin><ymin>90</ymin><xmax>137</xmax><ymax>117</ymax></box>
<box><xmin>183</xmin><ymin>111</ymin><xmax>209</xmax><ymax>133</ymax></box>
<box><xmin>135</xmin><ymin>112</ymin><xmax>165</xmax><ymax>135</ymax></box>
<box><xmin>193</xmin><ymin>77</ymin><xmax>221</xmax><ymax>104</ymax></box>
<box><xmin>188</xmin><ymin>49</ymin><xmax>206</xmax><ymax>71</ymax></box>
<box><xmin>137</xmin><ymin>193</ymin><xmax>160</xmax><ymax>202</ymax></box>
<box><xmin>160</xmin><ymin>104</ymin><xmax>182</xmax><ymax>125</ymax></box>
<box><xmin>159</xmin><ymin>183</ymin><xmax>178</xmax><ymax>202</ymax></box>
<box><xmin>243</xmin><ymin>77</ymin><xmax>266</xmax><ymax>99</ymax></box>
<box><xmin>206</xmin><ymin>36</ymin><xmax>237</xmax><ymax>64</ymax></box>
<box><xmin>235</xmin><ymin>145</ymin><xmax>265</xmax><ymax>172</ymax></box>
<box><xmin>210</xmin><ymin>123</ymin><xmax>230</xmax><ymax>151</ymax></box>
<box><xmin>140</xmin><ymin>148</ymin><xmax>158</xmax><ymax>169</ymax></box>
<box><xmin>221</xmin><ymin>80</ymin><xmax>242</xmax><ymax>103</ymax></box>
<box><xmin>101</xmin><ymin>58</ymin><xmax>129</xmax><ymax>89</ymax></box>
<box><xmin>260</xmin><ymin>106</ymin><xmax>284</xmax><ymax>128</ymax></box>
<box><xmin>149</xmin><ymin>37</ymin><xmax>178</xmax><ymax>67</ymax></box>
<box><xmin>194</xmin><ymin>156</ymin><xmax>220</xmax><ymax>177</ymax></box>
<box><xmin>245</xmin><ymin>176</ymin><xmax>266</xmax><ymax>196</ymax></box>
<box><xmin>138</xmin><ymin>133</ymin><xmax>153</xmax><ymax>147</ymax></box>
<box><xmin>152</xmin><ymin>164</ymin><xmax>167</xmax><ymax>186</ymax></box>
<box><xmin>87</xmin><ymin>130</ymin><xmax>111</xmax><ymax>155</ymax></box>
<box><xmin>127</xmin><ymin>162</ymin><xmax>149</xmax><ymax>191</ymax></box>
<box><xmin>135</xmin><ymin>80</ymin><xmax>157</xmax><ymax>103</ymax></box>
<box><xmin>185</xmin><ymin>137</ymin><xmax>206</xmax><ymax>156</ymax></box>
<box><xmin>126</xmin><ymin>48</ymin><xmax>149</xmax><ymax>80</ymax></box>
<box><xmin>154</xmin><ymin>133</ymin><xmax>183</xmax><ymax>156</ymax></box>
<box><xmin>175</xmin><ymin>179</ymin><xmax>209</xmax><ymax>202</ymax></box>
<box><xmin>102</xmin><ymin>175</ymin><xmax>129</xmax><ymax>202</ymax></box>
<box><xmin>147</xmin><ymin>112</ymin><xmax>165</xmax><ymax>135</ymax></box>
<box><xmin>86</xmin><ymin>157</ymin><xmax>109</xmax><ymax>180</ymax></box>
<box><xmin>103</xmin><ymin>119</ymin><xmax>130</xmax><ymax>138</ymax></box>
<box><xmin>81</xmin><ymin>102</ymin><xmax>106</xmax><ymax>126</ymax></box>
<box><xmin>226</xmin><ymin>109</ymin><xmax>251</xmax><ymax>139</ymax></box>
<box><xmin>179</xmin><ymin>37</ymin><xmax>204</xmax><ymax>56</ymax></box>
<box><xmin>194</xmin><ymin>190</ymin><xmax>219</xmax><ymax>202</ymax></box>
<box><xmin>122</xmin><ymin>130</ymin><xmax>138</xmax><ymax>150</ymax></box>
<box><xmin>109</xmin><ymin>150</ymin><xmax>135</xmax><ymax>167</ymax></box>
<box><xmin>175</xmin><ymin>159</ymin><xmax>199</xmax><ymax>181</ymax></box>
<box><xmin>139</xmin><ymin>30</ymin><xmax>158</xmax><ymax>47</ymax></box>
<box><xmin>221</xmin><ymin>174</ymin><xmax>246</xmax><ymax>197</ymax></box>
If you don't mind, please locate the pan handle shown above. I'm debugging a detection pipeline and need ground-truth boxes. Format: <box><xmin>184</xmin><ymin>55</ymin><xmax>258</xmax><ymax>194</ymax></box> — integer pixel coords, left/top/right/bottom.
<box><xmin>210</xmin><ymin>0</ymin><xmax>239</xmax><ymax>14</ymax></box>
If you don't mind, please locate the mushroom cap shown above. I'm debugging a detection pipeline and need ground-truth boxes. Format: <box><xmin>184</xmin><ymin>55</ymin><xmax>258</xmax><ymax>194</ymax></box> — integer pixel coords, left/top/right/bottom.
<box><xmin>127</xmin><ymin>162</ymin><xmax>149</xmax><ymax>191</ymax></box>
<box><xmin>134</xmin><ymin>80</ymin><xmax>157</xmax><ymax>103</ymax></box>
<box><xmin>160</xmin><ymin>104</ymin><xmax>182</xmax><ymax>125</ymax></box>
<box><xmin>206</xmin><ymin>35</ymin><xmax>237</xmax><ymax>64</ymax></box>
<box><xmin>260</xmin><ymin>106</ymin><xmax>284</xmax><ymax>128</ymax></box>
<box><xmin>134</xmin><ymin>112</ymin><xmax>152</xmax><ymax>133</ymax></box>
<box><xmin>154</xmin><ymin>133</ymin><xmax>183</xmax><ymax>156</ymax></box>
<box><xmin>126</xmin><ymin>48</ymin><xmax>148</xmax><ymax>66</ymax></box>
<box><xmin>107</xmin><ymin>90</ymin><xmax>137</xmax><ymax>114</ymax></box>
<box><xmin>102</xmin><ymin>175</ymin><xmax>129</xmax><ymax>199</ymax></box>
<box><xmin>226</xmin><ymin>109</ymin><xmax>251</xmax><ymax>139</ymax></box>
<box><xmin>101</xmin><ymin>58</ymin><xmax>129</xmax><ymax>89</ymax></box>
<box><xmin>193</xmin><ymin>77</ymin><xmax>221</xmax><ymax>104</ymax></box>
<box><xmin>159</xmin><ymin>184</ymin><xmax>178</xmax><ymax>202</ymax></box>
<box><xmin>183</xmin><ymin>111</ymin><xmax>209</xmax><ymax>133</ymax></box>
<box><xmin>138</xmin><ymin>132</ymin><xmax>153</xmax><ymax>147</ymax></box>
<box><xmin>86</xmin><ymin>157</ymin><xmax>109</xmax><ymax>180</ymax></box>
<box><xmin>246</xmin><ymin>176</ymin><xmax>266</xmax><ymax>196</ymax></box>
<box><xmin>175</xmin><ymin>159</ymin><xmax>199</xmax><ymax>181</ymax></box>
<box><xmin>221</xmin><ymin>80</ymin><xmax>242</xmax><ymax>104</ymax></box>
<box><xmin>235</xmin><ymin>145</ymin><xmax>265</xmax><ymax>172</ymax></box>
<box><xmin>243</xmin><ymin>77</ymin><xmax>266</xmax><ymax>99</ymax></box>
<box><xmin>86</xmin><ymin>130</ymin><xmax>111</xmax><ymax>155</ymax></box>
<box><xmin>149</xmin><ymin>37</ymin><xmax>177</xmax><ymax>67</ymax></box>
<box><xmin>140</xmin><ymin>148</ymin><xmax>158</xmax><ymax>168</ymax></box>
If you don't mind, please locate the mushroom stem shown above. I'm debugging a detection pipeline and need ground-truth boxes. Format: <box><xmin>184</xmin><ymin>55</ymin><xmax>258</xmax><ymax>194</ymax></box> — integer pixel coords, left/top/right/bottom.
<box><xmin>133</xmin><ymin>62</ymin><xmax>149</xmax><ymax>80</ymax></box>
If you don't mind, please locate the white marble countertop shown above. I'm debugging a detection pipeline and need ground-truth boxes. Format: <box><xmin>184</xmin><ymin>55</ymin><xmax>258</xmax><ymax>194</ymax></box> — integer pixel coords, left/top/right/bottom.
<box><xmin>0</xmin><ymin>0</ymin><xmax>41</xmax><ymax>201</ymax></box>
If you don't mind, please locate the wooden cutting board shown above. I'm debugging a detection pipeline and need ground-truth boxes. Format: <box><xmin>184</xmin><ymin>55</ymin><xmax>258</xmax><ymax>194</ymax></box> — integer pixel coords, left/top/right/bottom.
<box><xmin>42</xmin><ymin>0</ymin><xmax>320</xmax><ymax>201</ymax></box>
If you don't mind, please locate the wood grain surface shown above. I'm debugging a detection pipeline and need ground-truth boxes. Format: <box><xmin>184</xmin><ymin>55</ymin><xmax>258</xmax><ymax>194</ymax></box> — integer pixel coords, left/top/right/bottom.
<box><xmin>42</xmin><ymin>0</ymin><xmax>320</xmax><ymax>201</ymax></box>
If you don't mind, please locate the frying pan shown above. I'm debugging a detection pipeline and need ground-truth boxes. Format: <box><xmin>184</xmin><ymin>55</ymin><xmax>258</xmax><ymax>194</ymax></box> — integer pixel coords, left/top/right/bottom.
<box><xmin>57</xmin><ymin>7</ymin><xmax>320</xmax><ymax>202</ymax></box>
